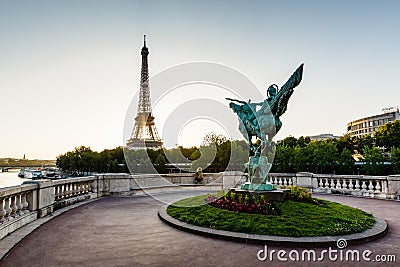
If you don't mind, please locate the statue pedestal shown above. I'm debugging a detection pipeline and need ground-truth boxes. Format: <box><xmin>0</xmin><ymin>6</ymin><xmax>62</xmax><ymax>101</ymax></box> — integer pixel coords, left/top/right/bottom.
<box><xmin>240</xmin><ymin>182</ymin><xmax>277</xmax><ymax>191</ymax></box>
<box><xmin>232</xmin><ymin>188</ymin><xmax>290</xmax><ymax>201</ymax></box>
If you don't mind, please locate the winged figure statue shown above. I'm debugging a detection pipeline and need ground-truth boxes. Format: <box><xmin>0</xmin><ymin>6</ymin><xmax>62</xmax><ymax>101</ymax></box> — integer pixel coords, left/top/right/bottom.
<box><xmin>227</xmin><ymin>64</ymin><xmax>303</xmax><ymax>155</ymax></box>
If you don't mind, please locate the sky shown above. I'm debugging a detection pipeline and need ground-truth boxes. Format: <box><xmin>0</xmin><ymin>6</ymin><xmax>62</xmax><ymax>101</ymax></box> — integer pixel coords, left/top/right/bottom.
<box><xmin>1</xmin><ymin>0</ymin><xmax>400</xmax><ymax>159</ymax></box>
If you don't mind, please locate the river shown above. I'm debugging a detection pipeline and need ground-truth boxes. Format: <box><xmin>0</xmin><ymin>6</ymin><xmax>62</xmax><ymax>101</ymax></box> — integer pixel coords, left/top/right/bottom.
<box><xmin>0</xmin><ymin>169</ymin><xmax>30</xmax><ymax>188</ymax></box>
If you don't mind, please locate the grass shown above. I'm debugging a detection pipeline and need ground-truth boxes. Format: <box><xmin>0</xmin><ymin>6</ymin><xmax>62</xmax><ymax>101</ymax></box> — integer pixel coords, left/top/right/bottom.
<box><xmin>166</xmin><ymin>195</ymin><xmax>375</xmax><ymax>237</ymax></box>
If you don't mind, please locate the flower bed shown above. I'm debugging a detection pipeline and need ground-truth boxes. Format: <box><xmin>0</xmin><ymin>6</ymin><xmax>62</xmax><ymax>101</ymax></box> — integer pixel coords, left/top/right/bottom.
<box><xmin>205</xmin><ymin>191</ymin><xmax>280</xmax><ymax>215</ymax></box>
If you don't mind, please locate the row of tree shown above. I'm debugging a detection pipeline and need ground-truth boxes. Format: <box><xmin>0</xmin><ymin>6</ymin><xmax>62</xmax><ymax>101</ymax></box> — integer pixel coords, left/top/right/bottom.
<box><xmin>56</xmin><ymin>133</ymin><xmax>249</xmax><ymax>175</ymax></box>
<box><xmin>123</xmin><ymin>133</ymin><xmax>249</xmax><ymax>174</ymax></box>
<box><xmin>56</xmin><ymin>146</ymin><xmax>128</xmax><ymax>175</ymax></box>
<box><xmin>273</xmin><ymin>121</ymin><xmax>400</xmax><ymax>175</ymax></box>
<box><xmin>57</xmin><ymin>121</ymin><xmax>400</xmax><ymax>176</ymax></box>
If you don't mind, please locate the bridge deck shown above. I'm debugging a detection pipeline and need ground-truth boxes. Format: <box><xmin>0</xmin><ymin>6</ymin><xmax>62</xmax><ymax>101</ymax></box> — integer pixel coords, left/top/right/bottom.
<box><xmin>1</xmin><ymin>192</ymin><xmax>399</xmax><ymax>267</ymax></box>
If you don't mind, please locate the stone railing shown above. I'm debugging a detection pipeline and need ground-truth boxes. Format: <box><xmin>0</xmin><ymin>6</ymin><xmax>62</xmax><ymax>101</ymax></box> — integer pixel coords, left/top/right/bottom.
<box><xmin>268</xmin><ymin>172</ymin><xmax>400</xmax><ymax>200</ymax></box>
<box><xmin>1</xmin><ymin>171</ymin><xmax>399</xmax><ymax>240</ymax></box>
<box><xmin>0</xmin><ymin>183</ymin><xmax>37</xmax><ymax>239</ymax></box>
<box><xmin>269</xmin><ymin>173</ymin><xmax>296</xmax><ymax>187</ymax></box>
<box><xmin>0</xmin><ymin>176</ymin><xmax>98</xmax><ymax>239</ymax></box>
<box><xmin>311</xmin><ymin>174</ymin><xmax>399</xmax><ymax>199</ymax></box>
<box><xmin>96</xmin><ymin>172</ymin><xmax>242</xmax><ymax>196</ymax></box>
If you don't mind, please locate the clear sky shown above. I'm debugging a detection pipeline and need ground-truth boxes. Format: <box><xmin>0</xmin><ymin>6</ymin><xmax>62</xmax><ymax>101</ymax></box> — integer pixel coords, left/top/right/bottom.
<box><xmin>1</xmin><ymin>0</ymin><xmax>400</xmax><ymax>159</ymax></box>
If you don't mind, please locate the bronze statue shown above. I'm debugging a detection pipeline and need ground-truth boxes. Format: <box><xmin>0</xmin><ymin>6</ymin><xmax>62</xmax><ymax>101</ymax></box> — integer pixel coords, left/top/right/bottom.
<box><xmin>227</xmin><ymin>64</ymin><xmax>303</xmax><ymax>155</ymax></box>
<box><xmin>226</xmin><ymin>64</ymin><xmax>304</xmax><ymax>189</ymax></box>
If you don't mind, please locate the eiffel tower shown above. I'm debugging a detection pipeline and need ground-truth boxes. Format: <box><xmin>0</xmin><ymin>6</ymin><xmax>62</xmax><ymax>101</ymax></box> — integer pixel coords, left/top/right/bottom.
<box><xmin>126</xmin><ymin>36</ymin><xmax>163</xmax><ymax>150</ymax></box>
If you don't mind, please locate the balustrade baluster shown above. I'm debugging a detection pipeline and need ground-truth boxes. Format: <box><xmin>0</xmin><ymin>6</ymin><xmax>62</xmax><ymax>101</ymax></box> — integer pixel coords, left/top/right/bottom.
<box><xmin>79</xmin><ymin>182</ymin><xmax>84</xmax><ymax>194</ymax></box>
<box><xmin>355</xmin><ymin>179</ymin><xmax>360</xmax><ymax>190</ymax></box>
<box><xmin>66</xmin><ymin>184</ymin><xmax>71</xmax><ymax>197</ymax></box>
<box><xmin>288</xmin><ymin>178</ymin><xmax>293</xmax><ymax>186</ymax></box>
<box><xmin>361</xmin><ymin>180</ymin><xmax>367</xmax><ymax>191</ymax></box>
<box><xmin>75</xmin><ymin>183</ymin><xmax>80</xmax><ymax>195</ymax></box>
<box><xmin>349</xmin><ymin>179</ymin><xmax>354</xmax><ymax>190</ymax></box>
<box><xmin>336</xmin><ymin>179</ymin><xmax>341</xmax><ymax>189</ymax></box>
<box><xmin>79</xmin><ymin>182</ymin><xmax>83</xmax><ymax>194</ymax></box>
<box><xmin>80</xmin><ymin>182</ymin><xmax>84</xmax><ymax>194</ymax></box>
<box><xmin>10</xmin><ymin>195</ymin><xmax>18</xmax><ymax>217</ymax></box>
<box><xmin>382</xmin><ymin>181</ymin><xmax>388</xmax><ymax>193</ymax></box>
<box><xmin>67</xmin><ymin>183</ymin><xmax>72</xmax><ymax>196</ymax></box>
<box><xmin>343</xmin><ymin>179</ymin><xmax>348</xmax><ymax>190</ymax></box>
<box><xmin>64</xmin><ymin>184</ymin><xmax>68</xmax><ymax>198</ymax></box>
<box><xmin>58</xmin><ymin>185</ymin><xmax>63</xmax><ymax>199</ymax></box>
<box><xmin>4</xmin><ymin>197</ymin><xmax>12</xmax><ymax>220</ymax></box>
<box><xmin>85</xmin><ymin>182</ymin><xmax>90</xmax><ymax>193</ymax></box>
<box><xmin>375</xmin><ymin>180</ymin><xmax>381</xmax><ymax>193</ymax></box>
<box><xmin>319</xmin><ymin>178</ymin><xmax>324</xmax><ymax>188</ymax></box>
<box><xmin>368</xmin><ymin>180</ymin><xmax>374</xmax><ymax>192</ymax></box>
<box><xmin>71</xmin><ymin>183</ymin><xmax>76</xmax><ymax>196</ymax></box>
<box><xmin>329</xmin><ymin>179</ymin><xmax>334</xmax><ymax>188</ymax></box>
<box><xmin>55</xmin><ymin>186</ymin><xmax>60</xmax><ymax>200</ymax></box>
<box><xmin>61</xmin><ymin>184</ymin><xmax>66</xmax><ymax>198</ymax></box>
<box><xmin>71</xmin><ymin>183</ymin><xmax>75</xmax><ymax>195</ymax></box>
<box><xmin>16</xmin><ymin>194</ymin><xmax>23</xmax><ymax>215</ymax></box>
<box><xmin>0</xmin><ymin>198</ymin><xmax>6</xmax><ymax>222</ymax></box>
<box><xmin>22</xmin><ymin>193</ymin><xmax>29</xmax><ymax>213</ymax></box>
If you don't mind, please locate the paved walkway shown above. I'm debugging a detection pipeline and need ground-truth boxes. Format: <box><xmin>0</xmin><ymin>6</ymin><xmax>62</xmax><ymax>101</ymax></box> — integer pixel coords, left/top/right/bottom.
<box><xmin>0</xmin><ymin>192</ymin><xmax>399</xmax><ymax>267</ymax></box>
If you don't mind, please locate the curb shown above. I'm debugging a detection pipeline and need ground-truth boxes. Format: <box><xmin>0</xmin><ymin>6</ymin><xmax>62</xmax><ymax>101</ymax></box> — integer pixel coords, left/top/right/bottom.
<box><xmin>158</xmin><ymin>205</ymin><xmax>388</xmax><ymax>247</ymax></box>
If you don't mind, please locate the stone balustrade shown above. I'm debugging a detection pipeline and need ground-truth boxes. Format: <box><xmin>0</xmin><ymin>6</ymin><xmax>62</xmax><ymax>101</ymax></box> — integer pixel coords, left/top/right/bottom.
<box><xmin>268</xmin><ymin>172</ymin><xmax>400</xmax><ymax>200</ymax></box>
<box><xmin>269</xmin><ymin>173</ymin><xmax>295</xmax><ymax>187</ymax></box>
<box><xmin>0</xmin><ymin>183</ymin><xmax>39</xmax><ymax>239</ymax></box>
<box><xmin>1</xmin><ymin>171</ymin><xmax>399</xmax><ymax>240</ymax></box>
<box><xmin>312</xmin><ymin>174</ymin><xmax>398</xmax><ymax>199</ymax></box>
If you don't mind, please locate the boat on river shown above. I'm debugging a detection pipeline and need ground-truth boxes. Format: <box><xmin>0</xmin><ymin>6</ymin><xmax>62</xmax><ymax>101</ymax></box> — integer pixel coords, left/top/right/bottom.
<box><xmin>21</xmin><ymin>169</ymin><xmax>43</xmax><ymax>179</ymax></box>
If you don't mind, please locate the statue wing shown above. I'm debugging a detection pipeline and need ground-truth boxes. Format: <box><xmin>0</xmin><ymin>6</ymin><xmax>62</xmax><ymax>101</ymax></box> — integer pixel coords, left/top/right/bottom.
<box><xmin>269</xmin><ymin>64</ymin><xmax>303</xmax><ymax>117</ymax></box>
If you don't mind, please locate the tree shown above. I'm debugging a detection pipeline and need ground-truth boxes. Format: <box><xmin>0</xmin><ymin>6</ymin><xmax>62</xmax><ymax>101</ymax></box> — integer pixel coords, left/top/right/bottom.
<box><xmin>297</xmin><ymin>136</ymin><xmax>310</xmax><ymax>148</ymax></box>
<box><xmin>272</xmin><ymin>144</ymin><xmax>294</xmax><ymax>173</ymax></box>
<box><xmin>335</xmin><ymin>134</ymin><xmax>356</xmax><ymax>154</ymax></box>
<box><xmin>279</xmin><ymin>136</ymin><xmax>298</xmax><ymax>148</ymax></box>
<box><xmin>356</xmin><ymin>135</ymin><xmax>375</xmax><ymax>154</ymax></box>
<box><xmin>57</xmin><ymin>146</ymin><xmax>128</xmax><ymax>174</ymax></box>
<box><xmin>362</xmin><ymin>146</ymin><xmax>384</xmax><ymax>175</ymax></box>
<box><xmin>292</xmin><ymin>146</ymin><xmax>308</xmax><ymax>172</ymax></box>
<box><xmin>391</xmin><ymin>147</ymin><xmax>400</xmax><ymax>174</ymax></box>
<box><xmin>338</xmin><ymin>149</ymin><xmax>354</xmax><ymax>174</ymax></box>
<box><xmin>375</xmin><ymin>121</ymin><xmax>400</xmax><ymax>149</ymax></box>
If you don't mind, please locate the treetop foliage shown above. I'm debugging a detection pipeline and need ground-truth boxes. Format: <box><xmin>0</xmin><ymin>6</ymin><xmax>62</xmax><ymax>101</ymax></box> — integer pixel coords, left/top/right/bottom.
<box><xmin>56</xmin><ymin>121</ymin><xmax>400</xmax><ymax>176</ymax></box>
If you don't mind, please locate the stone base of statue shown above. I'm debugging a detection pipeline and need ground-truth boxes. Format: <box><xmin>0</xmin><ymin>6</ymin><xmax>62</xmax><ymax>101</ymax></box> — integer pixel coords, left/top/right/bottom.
<box><xmin>240</xmin><ymin>182</ymin><xmax>278</xmax><ymax>191</ymax></box>
<box><xmin>232</xmin><ymin>187</ymin><xmax>290</xmax><ymax>202</ymax></box>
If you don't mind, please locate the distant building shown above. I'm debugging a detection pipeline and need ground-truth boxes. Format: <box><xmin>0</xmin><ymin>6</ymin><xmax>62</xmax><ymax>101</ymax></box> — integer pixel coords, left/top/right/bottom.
<box><xmin>347</xmin><ymin>107</ymin><xmax>400</xmax><ymax>138</ymax></box>
<box><xmin>308</xmin><ymin>133</ymin><xmax>340</xmax><ymax>141</ymax></box>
